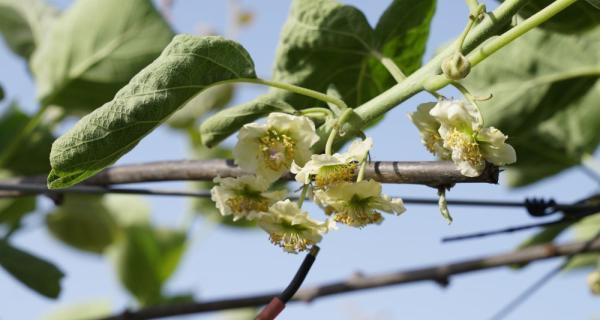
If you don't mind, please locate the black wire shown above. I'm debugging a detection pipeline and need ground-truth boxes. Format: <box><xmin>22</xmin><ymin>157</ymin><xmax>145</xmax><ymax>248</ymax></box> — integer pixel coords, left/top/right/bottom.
<box><xmin>279</xmin><ymin>246</ymin><xmax>320</xmax><ymax>302</ymax></box>
<box><xmin>442</xmin><ymin>219</ymin><xmax>572</xmax><ymax>242</ymax></box>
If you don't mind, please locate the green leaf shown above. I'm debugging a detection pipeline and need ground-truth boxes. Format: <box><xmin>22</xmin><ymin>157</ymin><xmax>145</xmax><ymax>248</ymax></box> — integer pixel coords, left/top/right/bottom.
<box><xmin>48</xmin><ymin>35</ymin><xmax>257</xmax><ymax>189</ymax></box>
<box><xmin>31</xmin><ymin>0</ymin><xmax>174</xmax><ymax>112</ymax></box>
<box><xmin>0</xmin><ymin>0</ymin><xmax>58</xmax><ymax>60</ymax></box>
<box><xmin>200</xmin><ymin>94</ymin><xmax>294</xmax><ymax>147</ymax></box>
<box><xmin>0</xmin><ymin>240</ymin><xmax>64</xmax><ymax>298</ymax></box>
<box><xmin>464</xmin><ymin>26</ymin><xmax>600</xmax><ymax>187</ymax></box>
<box><xmin>510</xmin><ymin>0</ymin><xmax>600</xmax><ymax>34</ymax></box>
<box><xmin>563</xmin><ymin>213</ymin><xmax>600</xmax><ymax>271</ymax></box>
<box><xmin>0</xmin><ymin>84</ymin><xmax>4</xmax><ymax>101</ymax></box>
<box><xmin>109</xmin><ymin>225</ymin><xmax>186</xmax><ymax>305</ymax></box>
<box><xmin>167</xmin><ymin>84</ymin><xmax>235</xmax><ymax>129</ymax></box>
<box><xmin>104</xmin><ymin>195</ymin><xmax>151</xmax><ymax>227</ymax></box>
<box><xmin>200</xmin><ymin>0</ymin><xmax>435</xmax><ymax>147</ymax></box>
<box><xmin>43</xmin><ymin>300</ymin><xmax>111</xmax><ymax>320</ymax></box>
<box><xmin>45</xmin><ymin>195</ymin><xmax>119</xmax><ymax>254</ymax></box>
<box><xmin>0</xmin><ymin>102</ymin><xmax>55</xmax><ymax>175</ymax></box>
<box><xmin>0</xmin><ymin>197</ymin><xmax>36</xmax><ymax>227</ymax></box>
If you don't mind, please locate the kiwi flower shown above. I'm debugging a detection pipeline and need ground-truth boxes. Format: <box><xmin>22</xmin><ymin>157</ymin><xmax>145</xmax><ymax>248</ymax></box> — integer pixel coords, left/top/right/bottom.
<box><xmin>211</xmin><ymin>175</ymin><xmax>287</xmax><ymax>221</ymax></box>
<box><xmin>233</xmin><ymin>112</ymin><xmax>319</xmax><ymax>182</ymax></box>
<box><xmin>411</xmin><ymin>99</ymin><xmax>516</xmax><ymax>177</ymax></box>
<box><xmin>313</xmin><ymin>179</ymin><xmax>405</xmax><ymax>228</ymax></box>
<box><xmin>291</xmin><ymin>138</ymin><xmax>373</xmax><ymax>187</ymax></box>
<box><xmin>258</xmin><ymin>199</ymin><xmax>334</xmax><ymax>253</ymax></box>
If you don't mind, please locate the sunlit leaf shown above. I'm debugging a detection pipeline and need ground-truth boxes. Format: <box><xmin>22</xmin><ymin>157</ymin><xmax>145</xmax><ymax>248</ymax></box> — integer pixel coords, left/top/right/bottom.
<box><xmin>43</xmin><ymin>300</ymin><xmax>111</xmax><ymax>320</ymax></box>
<box><xmin>0</xmin><ymin>0</ymin><xmax>58</xmax><ymax>60</ymax></box>
<box><xmin>31</xmin><ymin>0</ymin><xmax>174</xmax><ymax>112</ymax></box>
<box><xmin>48</xmin><ymin>35</ymin><xmax>257</xmax><ymax>189</ymax></box>
<box><xmin>201</xmin><ymin>0</ymin><xmax>435</xmax><ymax>147</ymax></box>
<box><xmin>167</xmin><ymin>84</ymin><xmax>235</xmax><ymax>129</ymax></box>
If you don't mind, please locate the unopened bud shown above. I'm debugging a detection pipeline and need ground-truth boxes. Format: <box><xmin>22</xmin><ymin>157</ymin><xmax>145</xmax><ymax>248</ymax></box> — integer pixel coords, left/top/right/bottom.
<box><xmin>587</xmin><ymin>270</ymin><xmax>600</xmax><ymax>295</ymax></box>
<box><xmin>441</xmin><ymin>52</ymin><xmax>471</xmax><ymax>80</ymax></box>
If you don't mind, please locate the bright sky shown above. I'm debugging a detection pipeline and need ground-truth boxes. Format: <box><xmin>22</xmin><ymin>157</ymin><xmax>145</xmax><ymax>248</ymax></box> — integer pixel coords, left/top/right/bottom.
<box><xmin>0</xmin><ymin>1</ymin><xmax>598</xmax><ymax>319</ymax></box>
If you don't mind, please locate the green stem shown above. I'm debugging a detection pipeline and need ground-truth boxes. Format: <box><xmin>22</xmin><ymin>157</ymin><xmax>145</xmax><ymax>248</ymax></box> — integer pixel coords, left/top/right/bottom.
<box><xmin>455</xmin><ymin>7</ymin><xmax>478</xmax><ymax>53</ymax></box>
<box><xmin>235</xmin><ymin>78</ymin><xmax>349</xmax><ymax>112</ymax></box>
<box><xmin>372</xmin><ymin>51</ymin><xmax>406</xmax><ymax>82</ymax></box>
<box><xmin>466</xmin><ymin>0</ymin><xmax>480</xmax><ymax>14</ymax></box>
<box><xmin>299</xmin><ymin>107</ymin><xmax>334</xmax><ymax>119</ymax></box>
<box><xmin>325</xmin><ymin>108</ymin><xmax>354</xmax><ymax>156</ymax></box>
<box><xmin>297</xmin><ymin>184</ymin><xmax>309</xmax><ymax>208</ymax></box>
<box><xmin>424</xmin><ymin>0</ymin><xmax>578</xmax><ymax>92</ymax></box>
<box><xmin>349</xmin><ymin>0</ymin><xmax>529</xmax><ymax>128</ymax></box>
<box><xmin>356</xmin><ymin>153</ymin><xmax>368</xmax><ymax>182</ymax></box>
<box><xmin>0</xmin><ymin>104</ymin><xmax>49</xmax><ymax>167</ymax></box>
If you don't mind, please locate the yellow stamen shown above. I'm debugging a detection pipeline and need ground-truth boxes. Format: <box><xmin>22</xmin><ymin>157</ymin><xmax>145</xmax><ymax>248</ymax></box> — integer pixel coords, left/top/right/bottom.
<box><xmin>269</xmin><ymin>232</ymin><xmax>310</xmax><ymax>253</ymax></box>
<box><xmin>315</xmin><ymin>162</ymin><xmax>358</xmax><ymax>187</ymax></box>
<box><xmin>226</xmin><ymin>196</ymin><xmax>269</xmax><ymax>214</ymax></box>
<box><xmin>258</xmin><ymin>129</ymin><xmax>296</xmax><ymax>171</ymax></box>
<box><xmin>445</xmin><ymin>128</ymin><xmax>483</xmax><ymax>167</ymax></box>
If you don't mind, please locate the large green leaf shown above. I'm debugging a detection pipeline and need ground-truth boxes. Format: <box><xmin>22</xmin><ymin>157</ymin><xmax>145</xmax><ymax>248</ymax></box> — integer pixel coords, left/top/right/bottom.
<box><xmin>0</xmin><ymin>240</ymin><xmax>64</xmax><ymax>298</ymax></box>
<box><xmin>200</xmin><ymin>0</ymin><xmax>435</xmax><ymax>147</ymax></box>
<box><xmin>0</xmin><ymin>102</ymin><xmax>55</xmax><ymax>175</ymax></box>
<box><xmin>0</xmin><ymin>197</ymin><xmax>36</xmax><ymax>227</ymax></box>
<box><xmin>48</xmin><ymin>35</ymin><xmax>257</xmax><ymax>189</ymax></box>
<box><xmin>45</xmin><ymin>195</ymin><xmax>119</xmax><ymax>254</ymax></box>
<box><xmin>109</xmin><ymin>225</ymin><xmax>186</xmax><ymax>306</ymax></box>
<box><xmin>512</xmin><ymin>0</ymin><xmax>600</xmax><ymax>34</ymax></box>
<box><xmin>167</xmin><ymin>83</ymin><xmax>235</xmax><ymax>129</ymax></box>
<box><xmin>31</xmin><ymin>0</ymin><xmax>174</xmax><ymax>112</ymax></box>
<box><xmin>465</xmin><ymin>26</ymin><xmax>600</xmax><ymax>187</ymax></box>
<box><xmin>0</xmin><ymin>0</ymin><xmax>58</xmax><ymax>60</ymax></box>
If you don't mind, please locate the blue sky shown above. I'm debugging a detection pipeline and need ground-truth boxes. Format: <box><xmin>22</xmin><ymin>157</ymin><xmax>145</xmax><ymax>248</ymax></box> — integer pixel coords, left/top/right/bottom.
<box><xmin>0</xmin><ymin>1</ymin><xmax>599</xmax><ymax>319</ymax></box>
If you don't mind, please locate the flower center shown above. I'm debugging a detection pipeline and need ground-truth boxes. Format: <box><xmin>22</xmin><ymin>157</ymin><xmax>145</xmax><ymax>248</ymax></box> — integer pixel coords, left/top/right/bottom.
<box><xmin>258</xmin><ymin>129</ymin><xmax>296</xmax><ymax>171</ymax></box>
<box><xmin>268</xmin><ymin>220</ymin><xmax>312</xmax><ymax>252</ymax></box>
<box><xmin>326</xmin><ymin>195</ymin><xmax>383</xmax><ymax>227</ymax></box>
<box><xmin>445</xmin><ymin>128</ymin><xmax>483</xmax><ymax>167</ymax></box>
<box><xmin>315</xmin><ymin>162</ymin><xmax>358</xmax><ymax>187</ymax></box>
<box><xmin>226</xmin><ymin>195</ymin><xmax>269</xmax><ymax>214</ymax></box>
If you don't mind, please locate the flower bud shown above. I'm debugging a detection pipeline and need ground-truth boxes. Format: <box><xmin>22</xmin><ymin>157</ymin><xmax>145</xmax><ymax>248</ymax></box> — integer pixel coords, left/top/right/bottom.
<box><xmin>587</xmin><ymin>270</ymin><xmax>600</xmax><ymax>295</ymax></box>
<box><xmin>441</xmin><ymin>52</ymin><xmax>471</xmax><ymax>80</ymax></box>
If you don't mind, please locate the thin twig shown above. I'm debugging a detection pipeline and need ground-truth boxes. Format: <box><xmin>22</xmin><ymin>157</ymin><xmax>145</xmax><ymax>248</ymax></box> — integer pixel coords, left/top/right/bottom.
<box><xmin>489</xmin><ymin>231</ymin><xmax>600</xmax><ymax>320</ymax></box>
<box><xmin>96</xmin><ymin>238</ymin><xmax>600</xmax><ymax>320</ymax></box>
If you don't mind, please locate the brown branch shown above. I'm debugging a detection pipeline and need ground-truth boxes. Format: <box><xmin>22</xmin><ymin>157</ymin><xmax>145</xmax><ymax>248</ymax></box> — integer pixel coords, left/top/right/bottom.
<box><xmin>97</xmin><ymin>238</ymin><xmax>600</xmax><ymax>320</ymax></box>
<box><xmin>8</xmin><ymin>159</ymin><xmax>498</xmax><ymax>186</ymax></box>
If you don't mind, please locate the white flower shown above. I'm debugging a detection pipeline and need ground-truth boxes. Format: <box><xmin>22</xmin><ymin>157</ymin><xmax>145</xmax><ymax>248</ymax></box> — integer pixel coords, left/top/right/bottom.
<box><xmin>313</xmin><ymin>179</ymin><xmax>405</xmax><ymax>228</ymax></box>
<box><xmin>211</xmin><ymin>175</ymin><xmax>287</xmax><ymax>221</ymax></box>
<box><xmin>258</xmin><ymin>199</ymin><xmax>333</xmax><ymax>253</ymax></box>
<box><xmin>233</xmin><ymin>112</ymin><xmax>319</xmax><ymax>182</ymax></box>
<box><xmin>408</xmin><ymin>103</ymin><xmax>451</xmax><ymax>159</ymax></box>
<box><xmin>429</xmin><ymin>99</ymin><xmax>516</xmax><ymax>177</ymax></box>
<box><xmin>291</xmin><ymin>138</ymin><xmax>373</xmax><ymax>186</ymax></box>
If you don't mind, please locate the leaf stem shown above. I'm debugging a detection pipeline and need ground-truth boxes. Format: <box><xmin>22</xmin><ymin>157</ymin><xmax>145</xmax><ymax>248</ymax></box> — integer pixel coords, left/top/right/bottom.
<box><xmin>0</xmin><ymin>104</ymin><xmax>49</xmax><ymax>168</ymax></box>
<box><xmin>236</xmin><ymin>78</ymin><xmax>349</xmax><ymax>112</ymax></box>
<box><xmin>371</xmin><ymin>51</ymin><xmax>406</xmax><ymax>82</ymax></box>
<box><xmin>325</xmin><ymin>108</ymin><xmax>354</xmax><ymax>156</ymax></box>
<box><xmin>297</xmin><ymin>184</ymin><xmax>309</xmax><ymax>208</ymax></box>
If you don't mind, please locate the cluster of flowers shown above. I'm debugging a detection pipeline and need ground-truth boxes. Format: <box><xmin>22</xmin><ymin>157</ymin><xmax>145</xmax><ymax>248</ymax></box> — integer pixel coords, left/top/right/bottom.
<box><xmin>211</xmin><ymin>113</ymin><xmax>405</xmax><ymax>253</ymax></box>
<box><xmin>409</xmin><ymin>98</ymin><xmax>516</xmax><ymax>177</ymax></box>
